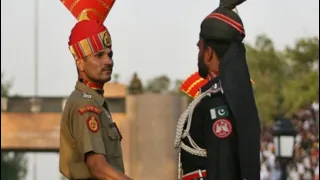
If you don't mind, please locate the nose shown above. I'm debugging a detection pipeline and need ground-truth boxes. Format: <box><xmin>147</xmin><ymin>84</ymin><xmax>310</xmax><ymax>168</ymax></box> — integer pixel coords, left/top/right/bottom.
<box><xmin>103</xmin><ymin>55</ymin><xmax>113</xmax><ymax>65</ymax></box>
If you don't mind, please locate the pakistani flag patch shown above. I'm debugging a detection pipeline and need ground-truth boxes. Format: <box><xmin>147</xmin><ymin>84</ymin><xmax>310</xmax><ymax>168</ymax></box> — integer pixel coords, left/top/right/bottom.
<box><xmin>210</xmin><ymin>106</ymin><xmax>229</xmax><ymax>120</ymax></box>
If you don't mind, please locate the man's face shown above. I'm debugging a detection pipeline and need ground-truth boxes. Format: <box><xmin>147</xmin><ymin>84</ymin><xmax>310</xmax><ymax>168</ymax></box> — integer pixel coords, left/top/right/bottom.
<box><xmin>197</xmin><ymin>39</ymin><xmax>209</xmax><ymax>78</ymax></box>
<box><xmin>77</xmin><ymin>48</ymin><xmax>114</xmax><ymax>84</ymax></box>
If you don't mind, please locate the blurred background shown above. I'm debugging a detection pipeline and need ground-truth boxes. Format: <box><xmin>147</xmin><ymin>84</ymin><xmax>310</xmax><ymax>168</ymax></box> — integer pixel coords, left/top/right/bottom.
<box><xmin>1</xmin><ymin>0</ymin><xmax>319</xmax><ymax>179</ymax></box>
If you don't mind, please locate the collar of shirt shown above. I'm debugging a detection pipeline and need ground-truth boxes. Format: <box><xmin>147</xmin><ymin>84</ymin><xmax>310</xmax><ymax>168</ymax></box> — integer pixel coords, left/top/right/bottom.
<box><xmin>75</xmin><ymin>81</ymin><xmax>105</xmax><ymax>106</ymax></box>
<box><xmin>206</xmin><ymin>71</ymin><xmax>219</xmax><ymax>81</ymax></box>
<box><xmin>200</xmin><ymin>75</ymin><xmax>220</xmax><ymax>93</ymax></box>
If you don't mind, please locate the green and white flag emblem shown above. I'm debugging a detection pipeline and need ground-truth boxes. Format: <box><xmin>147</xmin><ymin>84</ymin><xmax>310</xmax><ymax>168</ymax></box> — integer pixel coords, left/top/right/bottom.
<box><xmin>210</xmin><ymin>106</ymin><xmax>229</xmax><ymax>120</ymax></box>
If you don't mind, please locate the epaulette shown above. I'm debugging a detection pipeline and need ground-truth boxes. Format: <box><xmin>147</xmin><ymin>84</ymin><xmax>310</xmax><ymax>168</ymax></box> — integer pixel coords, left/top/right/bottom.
<box><xmin>180</xmin><ymin>72</ymin><xmax>208</xmax><ymax>98</ymax></box>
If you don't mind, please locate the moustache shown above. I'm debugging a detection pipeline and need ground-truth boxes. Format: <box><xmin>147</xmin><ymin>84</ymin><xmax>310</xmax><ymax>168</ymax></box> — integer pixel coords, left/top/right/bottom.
<box><xmin>102</xmin><ymin>66</ymin><xmax>113</xmax><ymax>71</ymax></box>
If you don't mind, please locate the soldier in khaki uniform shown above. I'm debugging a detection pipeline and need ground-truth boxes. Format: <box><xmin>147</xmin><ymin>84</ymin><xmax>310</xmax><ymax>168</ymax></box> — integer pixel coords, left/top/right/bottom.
<box><xmin>59</xmin><ymin>0</ymin><xmax>133</xmax><ymax>180</ymax></box>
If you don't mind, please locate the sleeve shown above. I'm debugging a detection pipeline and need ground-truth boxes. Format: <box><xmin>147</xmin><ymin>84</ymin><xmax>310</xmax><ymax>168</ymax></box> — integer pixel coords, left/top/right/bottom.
<box><xmin>203</xmin><ymin>96</ymin><xmax>239</xmax><ymax>180</ymax></box>
<box><xmin>70</xmin><ymin>101</ymin><xmax>107</xmax><ymax>158</ymax></box>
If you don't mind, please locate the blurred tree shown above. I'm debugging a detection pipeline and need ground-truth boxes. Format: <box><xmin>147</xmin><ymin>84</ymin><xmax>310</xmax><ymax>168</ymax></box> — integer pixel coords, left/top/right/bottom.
<box><xmin>281</xmin><ymin>37</ymin><xmax>319</xmax><ymax>115</ymax></box>
<box><xmin>1</xmin><ymin>72</ymin><xmax>27</xmax><ymax>180</ymax></box>
<box><xmin>1</xmin><ymin>72</ymin><xmax>12</xmax><ymax>97</ymax></box>
<box><xmin>1</xmin><ymin>152</ymin><xmax>27</xmax><ymax>180</ymax></box>
<box><xmin>145</xmin><ymin>75</ymin><xmax>171</xmax><ymax>93</ymax></box>
<box><xmin>285</xmin><ymin>36</ymin><xmax>319</xmax><ymax>72</ymax></box>
<box><xmin>172</xmin><ymin>79</ymin><xmax>184</xmax><ymax>94</ymax></box>
<box><xmin>246</xmin><ymin>35</ymin><xmax>319</xmax><ymax>123</ymax></box>
<box><xmin>128</xmin><ymin>72</ymin><xmax>143</xmax><ymax>95</ymax></box>
<box><xmin>246</xmin><ymin>35</ymin><xmax>289</xmax><ymax>124</ymax></box>
<box><xmin>113</xmin><ymin>73</ymin><xmax>120</xmax><ymax>83</ymax></box>
<box><xmin>171</xmin><ymin>79</ymin><xmax>193</xmax><ymax>103</ymax></box>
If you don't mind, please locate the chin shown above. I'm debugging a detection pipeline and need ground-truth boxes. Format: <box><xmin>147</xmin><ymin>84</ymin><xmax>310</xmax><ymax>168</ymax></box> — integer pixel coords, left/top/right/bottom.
<box><xmin>102</xmin><ymin>76</ymin><xmax>111</xmax><ymax>83</ymax></box>
<box><xmin>95</xmin><ymin>77</ymin><xmax>111</xmax><ymax>84</ymax></box>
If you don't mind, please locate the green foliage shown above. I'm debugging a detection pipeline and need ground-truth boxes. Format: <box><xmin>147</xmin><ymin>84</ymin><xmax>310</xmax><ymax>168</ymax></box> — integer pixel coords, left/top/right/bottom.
<box><xmin>281</xmin><ymin>37</ymin><xmax>319</xmax><ymax>115</ymax></box>
<box><xmin>1</xmin><ymin>72</ymin><xmax>27</xmax><ymax>180</ymax></box>
<box><xmin>1</xmin><ymin>152</ymin><xmax>27</xmax><ymax>180</ymax></box>
<box><xmin>246</xmin><ymin>35</ymin><xmax>287</xmax><ymax>122</ymax></box>
<box><xmin>246</xmin><ymin>35</ymin><xmax>319</xmax><ymax>124</ymax></box>
<box><xmin>128</xmin><ymin>72</ymin><xmax>144</xmax><ymax>95</ymax></box>
<box><xmin>281</xmin><ymin>69</ymin><xmax>319</xmax><ymax>115</ymax></box>
<box><xmin>113</xmin><ymin>73</ymin><xmax>120</xmax><ymax>83</ymax></box>
<box><xmin>145</xmin><ymin>75</ymin><xmax>171</xmax><ymax>93</ymax></box>
<box><xmin>172</xmin><ymin>79</ymin><xmax>185</xmax><ymax>95</ymax></box>
<box><xmin>285</xmin><ymin>36</ymin><xmax>319</xmax><ymax>72</ymax></box>
<box><xmin>1</xmin><ymin>72</ymin><xmax>12</xmax><ymax>97</ymax></box>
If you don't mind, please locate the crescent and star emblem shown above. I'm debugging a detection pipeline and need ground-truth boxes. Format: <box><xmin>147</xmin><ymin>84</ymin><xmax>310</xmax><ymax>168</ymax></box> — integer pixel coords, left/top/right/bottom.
<box><xmin>218</xmin><ymin>109</ymin><xmax>225</xmax><ymax>116</ymax></box>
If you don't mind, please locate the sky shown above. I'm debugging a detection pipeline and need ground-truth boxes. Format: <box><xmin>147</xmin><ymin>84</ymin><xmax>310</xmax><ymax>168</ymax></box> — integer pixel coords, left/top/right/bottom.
<box><xmin>1</xmin><ymin>0</ymin><xmax>319</xmax><ymax>97</ymax></box>
<box><xmin>1</xmin><ymin>0</ymin><xmax>319</xmax><ymax>179</ymax></box>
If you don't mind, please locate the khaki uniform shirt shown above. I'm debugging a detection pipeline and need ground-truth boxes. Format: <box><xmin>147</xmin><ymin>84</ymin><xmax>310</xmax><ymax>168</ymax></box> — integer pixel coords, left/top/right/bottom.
<box><xmin>59</xmin><ymin>81</ymin><xmax>124</xmax><ymax>179</ymax></box>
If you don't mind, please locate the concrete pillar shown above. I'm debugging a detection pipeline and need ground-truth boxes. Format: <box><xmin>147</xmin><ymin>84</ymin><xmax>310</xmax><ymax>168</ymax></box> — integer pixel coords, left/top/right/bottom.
<box><xmin>127</xmin><ymin>93</ymin><xmax>187</xmax><ymax>180</ymax></box>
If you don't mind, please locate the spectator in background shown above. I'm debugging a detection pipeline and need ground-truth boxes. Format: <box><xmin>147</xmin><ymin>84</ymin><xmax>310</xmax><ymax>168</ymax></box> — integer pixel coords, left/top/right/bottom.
<box><xmin>314</xmin><ymin>162</ymin><xmax>319</xmax><ymax>180</ymax></box>
<box><xmin>311</xmin><ymin>101</ymin><xmax>319</xmax><ymax>112</ymax></box>
<box><xmin>270</xmin><ymin>161</ymin><xmax>281</xmax><ymax>180</ymax></box>
<box><xmin>303</xmin><ymin>168</ymin><xmax>314</xmax><ymax>180</ymax></box>
<box><xmin>260</xmin><ymin>100</ymin><xmax>319</xmax><ymax>180</ymax></box>
<box><xmin>289</xmin><ymin>165</ymin><xmax>300</xmax><ymax>180</ymax></box>
<box><xmin>261</xmin><ymin>156</ymin><xmax>270</xmax><ymax>180</ymax></box>
<box><xmin>297</xmin><ymin>159</ymin><xmax>306</xmax><ymax>177</ymax></box>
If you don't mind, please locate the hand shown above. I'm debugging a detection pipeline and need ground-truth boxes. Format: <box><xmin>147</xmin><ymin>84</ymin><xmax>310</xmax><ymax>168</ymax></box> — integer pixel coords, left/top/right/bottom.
<box><xmin>122</xmin><ymin>175</ymin><xmax>133</xmax><ymax>180</ymax></box>
<box><xmin>113</xmin><ymin>174</ymin><xmax>133</xmax><ymax>180</ymax></box>
<box><xmin>105</xmin><ymin>175</ymin><xmax>133</xmax><ymax>180</ymax></box>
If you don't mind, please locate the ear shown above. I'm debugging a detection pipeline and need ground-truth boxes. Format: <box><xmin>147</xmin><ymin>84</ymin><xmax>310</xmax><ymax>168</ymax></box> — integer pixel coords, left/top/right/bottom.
<box><xmin>76</xmin><ymin>59</ymin><xmax>85</xmax><ymax>72</ymax></box>
<box><xmin>203</xmin><ymin>46</ymin><xmax>213</xmax><ymax>65</ymax></box>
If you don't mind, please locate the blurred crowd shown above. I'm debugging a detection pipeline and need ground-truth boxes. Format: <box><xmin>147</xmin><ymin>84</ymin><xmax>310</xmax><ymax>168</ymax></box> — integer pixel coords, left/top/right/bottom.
<box><xmin>260</xmin><ymin>101</ymin><xmax>319</xmax><ymax>180</ymax></box>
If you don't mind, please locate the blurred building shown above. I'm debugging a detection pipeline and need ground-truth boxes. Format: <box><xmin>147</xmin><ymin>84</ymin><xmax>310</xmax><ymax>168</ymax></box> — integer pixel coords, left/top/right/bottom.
<box><xmin>1</xmin><ymin>83</ymin><xmax>188</xmax><ymax>180</ymax></box>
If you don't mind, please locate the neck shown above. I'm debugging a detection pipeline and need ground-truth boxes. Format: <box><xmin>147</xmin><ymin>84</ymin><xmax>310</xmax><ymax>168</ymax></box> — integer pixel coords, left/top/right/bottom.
<box><xmin>79</xmin><ymin>79</ymin><xmax>104</xmax><ymax>95</ymax></box>
<box><xmin>207</xmin><ymin>71</ymin><xmax>219</xmax><ymax>80</ymax></box>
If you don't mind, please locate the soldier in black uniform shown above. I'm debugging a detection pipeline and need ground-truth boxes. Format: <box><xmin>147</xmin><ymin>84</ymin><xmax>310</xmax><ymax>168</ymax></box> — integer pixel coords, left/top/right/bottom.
<box><xmin>174</xmin><ymin>0</ymin><xmax>261</xmax><ymax>180</ymax></box>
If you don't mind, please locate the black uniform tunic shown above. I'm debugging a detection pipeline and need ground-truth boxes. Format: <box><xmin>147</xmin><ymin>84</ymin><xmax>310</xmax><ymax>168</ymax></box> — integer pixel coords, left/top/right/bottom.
<box><xmin>181</xmin><ymin>77</ymin><xmax>242</xmax><ymax>180</ymax></box>
<box><xmin>180</xmin><ymin>0</ymin><xmax>261</xmax><ymax>179</ymax></box>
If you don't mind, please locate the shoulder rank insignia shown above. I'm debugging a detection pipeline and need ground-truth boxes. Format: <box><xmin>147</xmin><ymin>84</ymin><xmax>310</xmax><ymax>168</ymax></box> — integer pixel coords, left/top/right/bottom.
<box><xmin>78</xmin><ymin>105</ymin><xmax>102</xmax><ymax>115</ymax></box>
<box><xmin>208</xmin><ymin>81</ymin><xmax>222</xmax><ymax>95</ymax></box>
<box><xmin>180</xmin><ymin>72</ymin><xmax>208</xmax><ymax>98</ymax></box>
<box><xmin>87</xmin><ymin>116</ymin><xmax>100</xmax><ymax>133</ymax></box>
<box><xmin>82</xmin><ymin>93</ymin><xmax>92</xmax><ymax>99</ymax></box>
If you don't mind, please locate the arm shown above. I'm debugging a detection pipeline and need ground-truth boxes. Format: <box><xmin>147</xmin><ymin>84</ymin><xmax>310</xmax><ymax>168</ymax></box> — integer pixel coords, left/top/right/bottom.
<box><xmin>203</xmin><ymin>98</ymin><xmax>239</xmax><ymax>180</ymax></box>
<box><xmin>85</xmin><ymin>152</ymin><xmax>132</xmax><ymax>180</ymax></box>
<box><xmin>72</xmin><ymin>103</ymin><xmax>133</xmax><ymax>180</ymax></box>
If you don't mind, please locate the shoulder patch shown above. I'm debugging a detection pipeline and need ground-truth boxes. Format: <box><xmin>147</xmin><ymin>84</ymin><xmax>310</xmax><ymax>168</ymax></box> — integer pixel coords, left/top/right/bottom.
<box><xmin>210</xmin><ymin>105</ymin><xmax>229</xmax><ymax>120</ymax></box>
<box><xmin>78</xmin><ymin>105</ymin><xmax>102</xmax><ymax>115</ymax></box>
<box><xmin>212</xmin><ymin>118</ymin><xmax>232</xmax><ymax>138</ymax></box>
<box><xmin>87</xmin><ymin>116</ymin><xmax>100</xmax><ymax>133</ymax></box>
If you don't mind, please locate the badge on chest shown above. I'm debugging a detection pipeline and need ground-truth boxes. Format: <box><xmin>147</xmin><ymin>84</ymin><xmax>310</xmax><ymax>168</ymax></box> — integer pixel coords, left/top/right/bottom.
<box><xmin>212</xmin><ymin>118</ymin><xmax>232</xmax><ymax>138</ymax></box>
